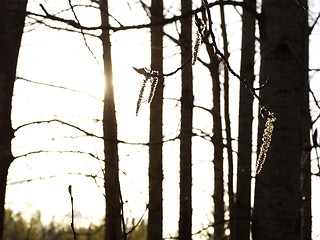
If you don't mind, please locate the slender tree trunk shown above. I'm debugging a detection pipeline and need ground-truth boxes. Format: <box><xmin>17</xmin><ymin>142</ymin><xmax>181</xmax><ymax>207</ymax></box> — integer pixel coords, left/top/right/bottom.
<box><xmin>201</xmin><ymin>9</ymin><xmax>225</xmax><ymax>240</ymax></box>
<box><xmin>148</xmin><ymin>0</ymin><xmax>163</xmax><ymax>239</ymax></box>
<box><xmin>206</xmin><ymin>51</ymin><xmax>224</xmax><ymax>240</ymax></box>
<box><xmin>252</xmin><ymin>1</ymin><xmax>309</xmax><ymax>239</ymax></box>
<box><xmin>235</xmin><ymin>0</ymin><xmax>256</xmax><ymax>239</ymax></box>
<box><xmin>99</xmin><ymin>1</ymin><xmax>122</xmax><ymax>239</ymax></box>
<box><xmin>178</xmin><ymin>0</ymin><xmax>193</xmax><ymax>239</ymax></box>
<box><xmin>0</xmin><ymin>0</ymin><xmax>27</xmax><ymax>239</ymax></box>
<box><xmin>219</xmin><ymin>6</ymin><xmax>234</xmax><ymax>240</ymax></box>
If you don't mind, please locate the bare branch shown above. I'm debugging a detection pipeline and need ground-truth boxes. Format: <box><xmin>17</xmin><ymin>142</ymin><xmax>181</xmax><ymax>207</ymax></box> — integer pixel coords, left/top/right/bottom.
<box><xmin>14</xmin><ymin>119</ymin><xmax>103</xmax><ymax>139</ymax></box>
<box><xmin>26</xmin><ymin>1</ymin><xmax>259</xmax><ymax>32</ymax></box>
<box><xmin>293</xmin><ymin>0</ymin><xmax>307</xmax><ymax>11</ymax></box>
<box><xmin>309</xmin><ymin>87</ymin><xmax>320</xmax><ymax>110</ymax></box>
<box><xmin>67</xmin><ymin>0</ymin><xmax>100</xmax><ymax>64</ymax></box>
<box><xmin>195</xmin><ymin>5</ymin><xmax>262</xmax><ymax>102</ymax></box>
<box><xmin>8</xmin><ymin>172</ymin><xmax>103</xmax><ymax>185</ymax></box>
<box><xmin>16</xmin><ymin>77</ymin><xmax>103</xmax><ymax>102</ymax></box>
<box><xmin>68</xmin><ymin>185</ymin><xmax>77</xmax><ymax>240</ymax></box>
<box><xmin>27</xmin><ymin>16</ymin><xmax>100</xmax><ymax>37</ymax></box>
<box><xmin>14</xmin><ymin>150</ymin><xmax>102</xmax><ymax>161</ymax></box>
<box><xmin>14</xmin><ymin>119</ymin><xmax>186</xmax><ymax>146</ymax></box>
<box><xmin>126</xmin><ymin>204</ymin><xmax>148</xmax><ymax>235</ymax></box>
<box><xmin>309</xmin><ymin>11</ymin><xmax>320</xmax><ymax>35</ymax></box>
<box><xmin>312</xmin><ymin>113</ymin><xmax>320</xmax><ymax>125</ymax></box>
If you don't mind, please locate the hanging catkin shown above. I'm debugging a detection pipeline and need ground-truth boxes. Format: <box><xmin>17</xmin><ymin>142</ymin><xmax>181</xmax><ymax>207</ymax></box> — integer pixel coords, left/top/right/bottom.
<box><xmin>255</xmin><ymin>108</ymin><xmax>276</xmax><ymax>175</ymax></box>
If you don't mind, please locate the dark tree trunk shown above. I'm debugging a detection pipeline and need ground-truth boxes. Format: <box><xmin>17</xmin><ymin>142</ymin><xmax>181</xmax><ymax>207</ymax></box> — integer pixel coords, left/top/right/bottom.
<box><xmin>235</xmin><ymin>0</ymin><xmax>256</xmax><ymax>239</ymax></box>
<box><xmin>201</xmin><ymin>9</ymin><xmax>225</xmax><ymax>240</ymax></box>
<box><xmin>148</xmin><ymin>0</ymin><xmax>163</xmax><ymax>239</ymax></box>
<box><xmin>206</xmin><ymin>50</ymin><xmax>224</xmax><ymax>240</ymax></box>
<box><xmin>99</xmin><ymin>1</ymin><xmax>122</xmax><ymax>239</ymax></box>
<box><xmin>300</xmin><ymin>38</ymin><xmax>311</xmax><ymax>240</ymax></box>
<box><xmin>300</xmin><ymin>144</ymin><xmax>311</xmax><ymax>240</ymax></box>
<box><xmin>219</xmin><ymin>5</ymin><xmax>234</xmax><ymax>240</ymax></box>
<box><xmin>178</xmin><ymin>0</ymin><xmax>193</xmax><ymax>239</ymax></box>
<box><xmin>0</xmin><ymin>0</ymin><xmax>27</xmax><ymax>239</ymax></box>
<box><xmin>252</xmin><ymin>1</ymin><xmax>309</xmax><ymax>239</ymax></box>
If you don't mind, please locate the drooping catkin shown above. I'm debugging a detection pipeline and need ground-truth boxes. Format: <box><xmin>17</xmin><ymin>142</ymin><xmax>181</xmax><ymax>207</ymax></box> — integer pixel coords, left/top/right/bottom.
<box><xmin>134</xmin><ymin>67</ymin><xmax>159</xmax><ymax>116</ymax></box>
<box><xmin>148</xmin><ymin>73</ymin><xmax>158</xmax><ymax>103</ymax></box>
<box><xmin>192</xmin><ymin>31</ymin><xmax>202</xmax><ymax>65</ymax></box>
<box><xmin>192</xmin><ymin>18</ymin><xmax>206</xmax><ymax>65</ymax></box>
<box><xmin>255</xmin><ymin>109</ymin><xmax>276</xmax><ymax>175</ymax></box>
<box><xmin>136</xmin><ymin>77</ymin><xmax>148</xmax><ymax>116</ymax></box>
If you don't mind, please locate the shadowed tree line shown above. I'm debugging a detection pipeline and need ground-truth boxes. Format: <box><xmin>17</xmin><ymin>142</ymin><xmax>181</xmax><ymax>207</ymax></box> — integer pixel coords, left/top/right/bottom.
<box><xmin>3</xmin><ymin>209</ymin><xmax>146</xmax><ymax>240</ymax></box>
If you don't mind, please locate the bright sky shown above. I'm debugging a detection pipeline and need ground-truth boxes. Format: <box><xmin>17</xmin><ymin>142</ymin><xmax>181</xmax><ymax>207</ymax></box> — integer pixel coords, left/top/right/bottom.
<box><xmin>5</xmin><ymin>0</ymin><xmax>320</xmax><ymax>239</ymax></box>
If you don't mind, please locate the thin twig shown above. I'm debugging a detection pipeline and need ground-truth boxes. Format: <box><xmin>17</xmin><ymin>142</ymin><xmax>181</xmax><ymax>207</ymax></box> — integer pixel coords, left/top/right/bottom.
<box><xmin>119</xmin><ymin>188</ymin><xmax>127</xmax><ymax>240</ymax></box>
<box><xmin>293</xmin><ymin>0</ymin><xmax>307</xmax><ymax>11</ymax></box>
<box><xmin>29</xmin><ymin>1</ymin><xmax>260</xmax><ymax>32</ymax></box>
<box><xmin>8</xmin><ymin>172</ymin><xmax>103</xmax><ymax>185</ymax></box>
<box><xmin>66</xmin><ymin>0</ymin><xmax>100</xmax><ymax>64</ymax></box>
<box><xmin>126</xmin><ymin>204</ymin><xmax>148</xmax><ymax>235</ymax></box>
<box><xmin>16</xmin><ymin>77</ymin><xmax>103</xmax><ymax>101</ymax></box>
<box><xmin>253</xmin><ymin>77</ymin><xmax>272</xmax><ymax>90</ymax></box>
<box><xmin>196</xmin><ymin>2</ymin><xmax>263</xmax><ymax>102</ymax></box>
<box><xmin>198</xmin><ymin>0</ymin><xmax>274</xmax><ymax>115</ymax></box>
<box><xmin>68</xmin><ymin>185</ymin><xmax>77</xmax><ymax>240</ymax></box>
<box><xmin>133</xmin><ymin>56</ymin><xmax>192</xmax><ymax>81</ymax></box>
<box><xmin>14</xmin><ymin>150</ymin><xmax>101</xmax><ymax>161</ymax></box>
<box><xmin>14</xmin><ymin>119</ymin><xmax>102</xmax><ymax>139</ymax></box>
<box><xmin>309</xmin><ymin>86</ymin><xmax>320</xmax><ymax>110</ymax></box>
<box><xmin>309</xmin><ymin>11</ymin><xmax>320</xmax><ymax>35</ymax></box>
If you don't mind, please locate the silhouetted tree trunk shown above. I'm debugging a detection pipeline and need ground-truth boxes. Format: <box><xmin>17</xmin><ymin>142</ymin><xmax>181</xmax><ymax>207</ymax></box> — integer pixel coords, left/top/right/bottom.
<box><xmin>206</xmin><ymin>50</ymin><xmax>225</xmax><ymax>240</ymax></box>
<box><xmin>300</xmin><ymin>127</ymin><xmax>311</xmax><ymax>240</ymax></box>
<box><xmin>252</xmin><ymin>1</ymin><xmax>309</xmax><ymax>239</ymax></box>
<box><xmin>300</xmin><ymin>38</ymin><xmax>311</xmax><ymax>240</ymax></box>
<box><xmin>0</xmin><ymin>0</ymin><xmax>27</xmax><ymax>239</ymax></box>
<box><xmin>99</xmin><ymin>0</ymin><xmax>122</xmax><ymax>239</ymax></box>
<box><xmin>219</xmin><ymin>5</ymin><xmax>234</xmax><ymax>240</ymax></box>
<box><xmin>148</xmin><ymin>0</ymin><xmax>163</xmax><ymax>239</ymax></box>
<box><xmin>201</xmin><ymin>8</ymin><xmax>225</xmax><ymax>240</ymax></box>
<box><xmin>235</xmin><ymin>0</ymin><xmax>256</xmax><ymax>239</ymax></box>
<box><xmin>178</xmin><ymin>0</ymin><xmax>193</xmax><ymax>239</ymax></box>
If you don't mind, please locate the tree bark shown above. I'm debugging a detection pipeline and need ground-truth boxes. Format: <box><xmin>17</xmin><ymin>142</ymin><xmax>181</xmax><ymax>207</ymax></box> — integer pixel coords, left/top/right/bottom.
<box><xmin>206</xmin><ymin>50</ymin><xmax>225</xmax><ymax>240</ymax></box>
<box><xmin>201</xmin><ymin>8</ymin><xmax>225</xmax><ymax>240</ymax></box>
<box><xmin>300</xmin><ymin>37</ymin><xmax>311</xmax><ymax>240</ymax></box>
<box><xmin>178</xmin><ymin>0</ymin><xmax>193</xmax><ymax>239</ymax></box>
<box><xmin>148</xmin><ymin>0</ymin><xmax>163</xmax><ymax>239</ymax></box>
<box><xmin>0</xmin><ymin>0</ymin><xmax>27</xmax><ymax>239</ymax></box>
<box><xmin>300</xmin><ymin>144</ymin><xmax>311</xmax><ymax>240</ymax></box>
<box><xmin>235</xmin><ymin>0</ymin><xmax>256</xmax><ymax>239</ymax></box>
<box><xmin>252</xmin><ymin>1</ymin><xmax>309</xmax><ymax>239</ymax></box>
<box><xmin>219</xmin><ymin>5</ymin><xmax>234</xmax><ymax>240</ymax></box>
<box><xmin>99</xmin><ymin>1</ymin><xmax>122</xmax><ymax>239</ymax></box>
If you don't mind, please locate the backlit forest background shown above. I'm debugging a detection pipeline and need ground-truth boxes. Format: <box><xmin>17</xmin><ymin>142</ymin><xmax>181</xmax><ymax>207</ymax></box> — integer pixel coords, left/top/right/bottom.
<box><xmin>1</xmin><ymin>0</ymin><xmax>320</xmax><ymax>240</ymax></box>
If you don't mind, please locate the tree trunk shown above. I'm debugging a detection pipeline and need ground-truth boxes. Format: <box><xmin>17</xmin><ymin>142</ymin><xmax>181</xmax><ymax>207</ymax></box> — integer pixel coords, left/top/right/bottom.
<box><xmin>178</xmin><ymin>0</ymin><xmax>193</xmax><ymax>239</ymax></box>
<box><xmin>252</xmin><ymin>1</ymin><xmax>309</xmax><ymax>240</ymax></box>
<box><xmin>205</xmin><ymin>49</ymin><xmax>225</xmax><ymax>240</ymax></box>
<box><xmin>219</xmin><ymin>6</ymin><xmax>234</xmax><ymax>240</ymax></box>
<box><xmin>0</xmin><ymin>0</ymin><xmax>27</xmax><ymax>239</ymax></box>
<box><xmin>235</xmin><ymin>0</ymin><xmax>256</xmax><ymax>239</ymax></box>
<box><xmin>300</xmin><ymin>39</ymin><xmax>311</xmax><ymax>240</ymax></box>
<box><xmin>148</xmin><ymin>0</ymin><xmax>163</xmax><ymax>239</ymax></box>
<box><xmin>201</xmin><ymin>9</ymin><xmax>225</xmax><ymax>240</ymax></box>
<box><xmin>300</xmin><ymin>143</ymin><xmax>311</xmax><ymax>240</ymax></box>
<box><xmin>99</xmin><ymin>1</ymin><xmax>122</xmax><ymax>239</ymax></box>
